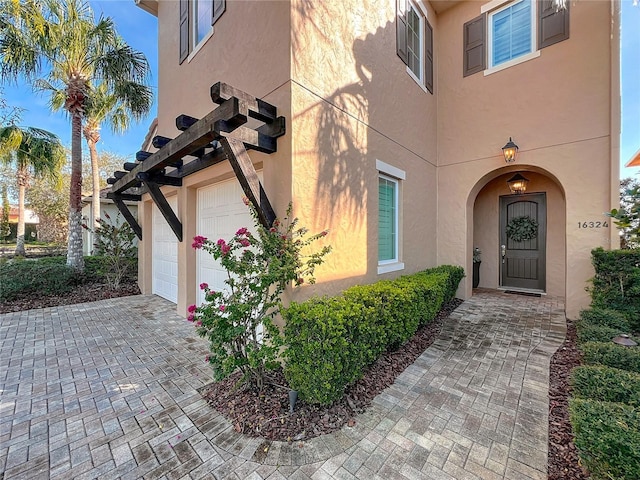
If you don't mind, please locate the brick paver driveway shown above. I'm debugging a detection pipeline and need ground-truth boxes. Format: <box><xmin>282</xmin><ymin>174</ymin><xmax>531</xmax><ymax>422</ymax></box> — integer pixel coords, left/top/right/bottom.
<box><xmin>1</xmin><ymin>290</ymin><xmax>565</xmax><ymax>480</ymax></box>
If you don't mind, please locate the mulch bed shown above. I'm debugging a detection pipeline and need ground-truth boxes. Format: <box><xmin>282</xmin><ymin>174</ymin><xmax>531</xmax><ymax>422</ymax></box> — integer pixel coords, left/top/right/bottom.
<box><xmin>0</xmin><ymin>282</ymin><xmax>141</xmax><ymax>314</ymax></box>
<box><xmin>548</xmin><ymin>318</ymin><xmax>589</xmax><ymax>480</ymax></box>
<box><xmin>201</xmin><ymin>300</ymin><xmax>463</xmax><ymax>442</ymax></box>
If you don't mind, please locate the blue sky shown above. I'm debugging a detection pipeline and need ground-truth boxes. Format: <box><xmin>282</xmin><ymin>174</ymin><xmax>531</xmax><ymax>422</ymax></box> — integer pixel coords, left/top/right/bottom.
<box><xmin>2</xmin><ymin>0</ymin><xmax>639</xmax><ymax>178</ymax></box>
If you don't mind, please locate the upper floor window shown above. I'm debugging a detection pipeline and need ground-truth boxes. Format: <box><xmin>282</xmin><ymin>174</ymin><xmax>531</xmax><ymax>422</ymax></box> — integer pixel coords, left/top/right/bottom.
<box><xmin>463</xmin><ymin>0</ymin><xmax>569</xmax><ymax>77</ymax></box>
<box><xmin>193</xmin><ymin>0</ymin><xmax>213</xmax><ymax>47</ymax></box>
<box><xmin>396</xmin><ymin>0</ymin><xmax>433</xmax><ymax>93</ymax></box>
<box><xmin>179</xmin><ymin>0</ymin><xmax>226</xmax><ymax>64</ymax></box>
<box><xmin>489</xmin><ymin>0</ymin><xmax>534</xmax><ymax>68</ymax></box>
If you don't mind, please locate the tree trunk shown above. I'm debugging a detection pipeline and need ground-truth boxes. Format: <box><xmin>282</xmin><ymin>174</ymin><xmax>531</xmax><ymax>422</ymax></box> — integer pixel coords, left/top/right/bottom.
<box><xmin>66</xmin><ymin>111</ymin><xmax>85</xmax><ymax>272</ymax></box>
<box><xmin>84</xmin><ymin>128</ymin><xmax>101</xmax><ymax>253</ymax></box>
<box><xmin>15</xmin><ymin>173</ymin><xmax>26</xmax><ymax>257</ymax></box>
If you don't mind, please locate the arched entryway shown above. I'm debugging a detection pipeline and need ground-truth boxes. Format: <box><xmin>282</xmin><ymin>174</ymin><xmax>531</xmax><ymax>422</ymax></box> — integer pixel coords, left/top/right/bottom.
<box><xmin>467</xmin><ymin>166</ymin><xmax>566</xmax><ymax>298</ymax></box>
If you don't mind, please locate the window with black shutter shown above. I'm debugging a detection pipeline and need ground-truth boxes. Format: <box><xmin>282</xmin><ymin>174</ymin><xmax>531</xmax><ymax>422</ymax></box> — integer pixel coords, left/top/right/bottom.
<box><xmin>463</xmin><ymin>0</ymin><xmax>569</xmax><ymax>77</ymax></box>
<box><xmin>179</xmin><ymin>0</ymin><xmax>226</xmax><ymax>63</ymax></box>
<box><xmin>396</xmin><ymin>0</ymin><xmax>434</xmax><ymax>94</ymax></box>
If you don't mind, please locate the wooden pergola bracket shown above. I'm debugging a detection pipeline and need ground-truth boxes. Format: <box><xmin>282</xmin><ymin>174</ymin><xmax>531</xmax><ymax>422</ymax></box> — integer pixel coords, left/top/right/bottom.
<box><xmin>107</xmin><ymin>193</ymin><xmax>143</xmax><ymax>240</ymax></box>
<box><xmin>221</xmin><ymin>137</ymin><xmax>276</xmax><ymax>227</ymax></box>
<box><xmin>108</xmin><ymin>82</ymin><xmax>285</xmax><ymax>240</ymax></box>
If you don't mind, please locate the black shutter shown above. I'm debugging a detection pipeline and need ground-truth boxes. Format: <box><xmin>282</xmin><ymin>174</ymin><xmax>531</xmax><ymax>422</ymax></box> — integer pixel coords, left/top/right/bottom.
<box><xmin>538</xmin><ymin>0</ymin><xmax>569</xmax><ymax>49</ymax></box>
<box><xmin>179</xmin><ymin>0</ymin><xmax>189</xmax><ymax>64</ymax></box>
<box><xmin>425</xmin><ymin>19</ymin><xmax>433</xmax><ymax>93</ymax></box>
<box><xmin>212</xmin><ymin>0</ymin><xmax>226</xmax><ymax>26</ymax></box>
<box><xmin>463</xmin><ymin>13</ymin><xmax>486</xmax><ymax>77</ymax></box>
<box><xmin>396</xmin><ymin>0</ymin><xmax>408</xmax><ymax>65</ymax></box>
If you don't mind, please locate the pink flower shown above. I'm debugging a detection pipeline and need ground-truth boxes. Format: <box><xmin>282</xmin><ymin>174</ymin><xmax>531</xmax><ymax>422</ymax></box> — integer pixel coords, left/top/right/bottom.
<box><xmin>196</xmin><ymin>321</ymin><xmax>202</xmax><ymax>327</ymax></box>
<box><xmin>187</xmin><ymin>304</ymin><xmax>197</xmax><ymax>313</ymax></box>
<box><xmin>242</xmin><ymin>197</ymin><xmax>250</xmax><ymax>205</ymax></box>
<box><xmin>320</xmin><ymin>230</ymin><xmax>328</xmax><ymax>237</ymax></box>
<box><xmin>192</xmin><ymin>235</ymin><xmax>207</xmax><ymax>249</ymax></box>
<box><xmin>217</xmin><ymin>238</ymin><xmax>226</xmax><ymax>246</ymax></box>
<box><xmin>221</xmin><ymin>244</ymin><xmax>231</xmax><ymax>255</ymax></box>
<box><xmin>295</xmin><ymin>278</ymin><xmax>304</xmax><ymax>286</ymax></box>
<box><xmin>200</xmin><ymin>282</ymin><xmax>208</xmax><ymax>290</ymax></box>
<box><xmin>236</xmin><ymin>227</ymin><xmax>248</xmax><ymax>236</ymax></box>
<box><xmin>219</xmin><ymin>305</ymin><xmax>226</xmax><ymax>312</ymax></box>
<box><xmin>239</xmin><ymin>238</ymin><xmax>250</xmax><ymax>247</ymax></box>
<box><xmin>205</xmin><ymin>355</ymin><xmax>210</xmax><ymax>362</ymax></box>
<box><xmin>269</xmin><ymin>227</ymin><xmax>277</xmax><ymax>233</ymax></box>
<box><xmin>187</xmin><ymin>314</ymin><xmax>195</xmax><ymax>322</ymax></box>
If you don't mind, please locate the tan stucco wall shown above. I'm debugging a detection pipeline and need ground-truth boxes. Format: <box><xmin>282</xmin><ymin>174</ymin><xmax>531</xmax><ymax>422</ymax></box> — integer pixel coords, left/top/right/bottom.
<box><xmin>436</xmin><ymin>0</ymin><xmax>618</xmax><ymax>318</ymax></box>
<box><xmin>287</xmin><ymin>0</ymin><xmax>439</xmax><ymax>302</ymax></box>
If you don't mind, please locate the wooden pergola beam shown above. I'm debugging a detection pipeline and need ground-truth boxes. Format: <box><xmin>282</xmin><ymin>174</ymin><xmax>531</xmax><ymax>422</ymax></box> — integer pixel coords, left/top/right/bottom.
<box><xmin>108</xmin><ymin>193</ymin><xmax>143</xmax><ymax>240</ymax></box>
<box><xmin>110</xmin><ymin>97</ymin><xmax>244</xmax><ymax>194</ymax></box>
<box><xmin>221</xmin><ymin>137</ymin><xmax>276</xmax><ymax>228</ymax></box>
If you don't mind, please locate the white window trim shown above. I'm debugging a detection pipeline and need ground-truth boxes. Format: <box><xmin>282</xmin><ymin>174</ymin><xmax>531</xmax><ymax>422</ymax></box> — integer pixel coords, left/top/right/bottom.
<box><xmin>187</xmin><ymin>0</ymin><xmax>214</xmax><ymax>63</ymax></box>
<box><xmin>484</xmin><ymin>0</ymin><xmax>538</xmax><ymax>74</ymax></box>
<box><xmin>405</xmin><ymin>0</ymin><xmax>431</xmax><ymax>93</ymax></box>
<box><xmin>377</xmin><ymin>161</ymin><xmax>405</xmax><ymax>275</ymax></box>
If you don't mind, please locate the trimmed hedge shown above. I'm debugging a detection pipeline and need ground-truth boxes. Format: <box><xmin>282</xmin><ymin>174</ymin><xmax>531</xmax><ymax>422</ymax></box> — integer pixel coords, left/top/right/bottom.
<box><xmin>0</xmin><ymin>255</ymin><xmax>138</xmax><ymax>302</ymax></box>
<box><xmin>581</xmin><ymin>341</ymin><xmax>640</xmax><ymax>374</ymax></box>
<box><xmin>576</xmin><ymin>324</ymin><xmax>639</xmax><ymax>345</ymax></box>
<box><xmin>571</xmin><ymin>365</ymin><xmax>640</xmax><ymax>407</ymax></box>
<box><xmin>0</xmin><ymin>257</ymin><xmax>78</xmax><ymax>301</ymax></box>
<box><xmin>569</xmin><ymin>398</ymin><xmax>640</xmax><ymax>480</ymax></box>
<box><xmin>590</xmin><ymin>248</ymin><xmax>640</xmax><ymax>331</ymax></box>
<box><xmin>283</xmin><ymin>266</ymin><xmax>464</xmax><ymax>405</ymax></box>
<box><xmin>579</xmin><ymin>307</ymin><xmax>631</xmax><ymax>331</ymax></box>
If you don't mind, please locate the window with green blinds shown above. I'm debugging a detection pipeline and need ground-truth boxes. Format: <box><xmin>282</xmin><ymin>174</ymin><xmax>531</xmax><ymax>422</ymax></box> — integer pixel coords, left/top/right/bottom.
<box><xmin>379</xmin><ymin>176</ymin><xmax>397</xmax><ymax>262</ymax></box>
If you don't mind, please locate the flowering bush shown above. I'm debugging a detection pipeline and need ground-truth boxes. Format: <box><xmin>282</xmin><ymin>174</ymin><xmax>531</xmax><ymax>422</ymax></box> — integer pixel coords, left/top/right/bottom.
<box><xmin>189</xmin><ymin>203</ymin><xmax>331</xmax><ymax>391</ymax></box>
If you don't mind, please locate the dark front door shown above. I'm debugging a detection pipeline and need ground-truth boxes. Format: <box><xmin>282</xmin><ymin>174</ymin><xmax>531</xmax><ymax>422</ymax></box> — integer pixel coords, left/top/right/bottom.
<box><xmin>500</xmin><ymin>193</ymin><xmax>546</xmax><ymax>291</ymax></box>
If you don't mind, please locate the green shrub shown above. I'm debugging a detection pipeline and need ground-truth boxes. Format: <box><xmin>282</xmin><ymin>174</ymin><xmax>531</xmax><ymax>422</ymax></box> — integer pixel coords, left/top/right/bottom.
<box><xmin>571</xmin><ymin>365</ymin><xmax>640</xmax><ymax>407</ymax></box>
<box><xmin>581</xmin><ymin>341</ymin><xmax>640</xmax><ymax>373</ymax></box>
<box><xmin>576</xmin><ymin>324</ymin><xmax>639</xmax><ymax>345</ymax></box>
<box><xmin>590</xmin><ymin>248</ymin><xmax>640</xmax><ymax>331</ymax></box>
<box><xmin>0</xmin><ymin>257</ymin><xmax>78</xmax><ymax>301</ymax></box>
<box><xmin>423</xmin><ymin>265</ymin><xmax>465</xmax><ymax>303</ymax></box>
<box><xmin>579</xmin><ymin>307</ymin><xmax>631</xmax><ymax>330</ymax></box>
<box><xmin>569</xmin><ymin>398</ymin><xmax>640</xmax><ymax>480</ymax></box>
<box><xmin>283</xmin><ymin>266</ymin><xmax>463</xmax><ymax>405</ymax></box>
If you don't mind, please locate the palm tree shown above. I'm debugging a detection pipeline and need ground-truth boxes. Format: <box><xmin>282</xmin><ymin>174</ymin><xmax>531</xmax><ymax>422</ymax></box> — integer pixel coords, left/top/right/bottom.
<box><xmin>0</xmin><ymin>125</ymin><xmax>65</xmax><ymax>256</ymax></box>
<box><xmin>0</xmin><ymin>0</ymin><xmax>151</xmax><ymax>271</ymax></box>
<box><xmin>81</xmin><ymin>81</ymin><xmax>152</xmax><ymax>232</ymax></box>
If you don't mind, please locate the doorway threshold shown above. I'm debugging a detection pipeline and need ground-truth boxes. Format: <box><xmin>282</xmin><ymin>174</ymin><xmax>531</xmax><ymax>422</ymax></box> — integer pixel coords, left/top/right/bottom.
<box><xmin>498</xmin><ymin>287</ymin><xmax>546</xmax><ymax>297</ymax></box>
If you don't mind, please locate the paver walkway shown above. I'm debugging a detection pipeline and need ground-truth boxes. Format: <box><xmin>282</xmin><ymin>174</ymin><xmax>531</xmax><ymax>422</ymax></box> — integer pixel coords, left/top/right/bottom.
<box><xmin>0</xmin><ymin>290</ymin><xmax>566</xmax><ymax>480</ymax></box>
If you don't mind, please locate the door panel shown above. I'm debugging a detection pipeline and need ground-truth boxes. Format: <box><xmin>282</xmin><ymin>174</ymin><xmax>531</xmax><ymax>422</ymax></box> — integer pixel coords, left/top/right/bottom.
<box><xmin>500</xmin><ymin>193</ymin><xmax>546</xmax><ymax>291</ymax></box>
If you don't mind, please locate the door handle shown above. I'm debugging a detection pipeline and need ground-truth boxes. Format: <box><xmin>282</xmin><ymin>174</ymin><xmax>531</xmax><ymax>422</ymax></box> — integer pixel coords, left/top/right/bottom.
<box><xmin>501</xmin><ymin>244</ymin><xmax>506</xmax><ymax>263</ymax></box>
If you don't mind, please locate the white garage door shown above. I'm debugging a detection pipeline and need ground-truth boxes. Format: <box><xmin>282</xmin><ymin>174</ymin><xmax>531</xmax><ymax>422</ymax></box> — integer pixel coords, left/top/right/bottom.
<box><xmin>196</xmin><ymin>175</ymin><xmax>260</xmax><ymax>306</ymax></box>
<box><xmin>152</xmin><ymin>196</ymin><xmax>178</xmax><ymax>303</ymax></box>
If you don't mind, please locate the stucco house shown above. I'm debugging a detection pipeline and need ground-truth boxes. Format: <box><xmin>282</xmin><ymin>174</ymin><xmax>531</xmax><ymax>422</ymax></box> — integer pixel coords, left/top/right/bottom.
<box><xmin>115</xmin><ymin>0</ymin><xmax>620</xmax><ymax>319</ymax></box>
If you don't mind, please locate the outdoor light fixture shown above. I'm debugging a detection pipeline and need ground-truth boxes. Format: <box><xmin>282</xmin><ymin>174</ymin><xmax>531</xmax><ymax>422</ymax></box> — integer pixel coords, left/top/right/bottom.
<box><xmin>502</xmin><ymin>137</ymin><xmax>519</xmax><ymax>163</ymax></box>
<box><xmin>507</xmin><ymin>172</ymin><xmax>529</xmax><ymax>195</ymax></box>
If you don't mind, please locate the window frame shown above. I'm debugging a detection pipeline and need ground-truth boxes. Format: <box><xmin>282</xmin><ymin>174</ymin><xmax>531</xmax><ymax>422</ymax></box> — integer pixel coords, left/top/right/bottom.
<box><xmin>484</xmin><ymin>0</ymin><xmax>539</xmax><ymax>74</ymax></box>
<box><xmin>377</xmin><ymin>160</ymin><xmax>405</xmax><ymax>275</ymax></box>
<box><xmin>405</xmin><ymin>0</ymin><xmax>432</xmax><ymax>93</ymax></box>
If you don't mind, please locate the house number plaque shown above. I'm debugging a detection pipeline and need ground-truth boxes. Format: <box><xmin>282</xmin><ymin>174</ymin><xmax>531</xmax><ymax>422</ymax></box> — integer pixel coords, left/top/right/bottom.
<box><xmin>577</xmin><ymin>221</ymin><xmax>609</xmax><ymax>229</ymax></box>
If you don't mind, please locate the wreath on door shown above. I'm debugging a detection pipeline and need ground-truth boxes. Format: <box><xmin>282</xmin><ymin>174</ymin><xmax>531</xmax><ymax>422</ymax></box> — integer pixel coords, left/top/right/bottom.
<box><xmin>506</xmin><ymin>215</ymin><xmax>538</xmax><ymax>242</ymax></box>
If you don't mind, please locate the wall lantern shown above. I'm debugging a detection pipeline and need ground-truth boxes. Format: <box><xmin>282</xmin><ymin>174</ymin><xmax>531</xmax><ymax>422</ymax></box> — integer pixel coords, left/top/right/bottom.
<box><xmin>502</xmin><ymin>137</ymin><xmax>519</xmax><ymax>163</ymax></box>
<box><xmin>507</xmin><ymin>172</ymin><xmax>529</xmax><ymax>195</ymax></box>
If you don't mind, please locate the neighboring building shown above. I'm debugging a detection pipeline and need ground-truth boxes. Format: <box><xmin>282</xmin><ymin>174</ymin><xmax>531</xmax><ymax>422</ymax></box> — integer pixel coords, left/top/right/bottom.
<box><xmin>81</xmin><ymin>189</ymin><xmax>139</xmax><ymax>255</ymax></box>
<box><xmin>6</xmin><ymin>206</ymin><xmax>39</xmax><ymax>241</ymax></box>
<box><xmin>123</xmin><ymin>0</ymin><xmax>620</xmax><ymax>319</ymax></box>
<box><xmin>626</xmin><ymin>148</ymin><xmax>640</xmax><ymax>168</ymax></box>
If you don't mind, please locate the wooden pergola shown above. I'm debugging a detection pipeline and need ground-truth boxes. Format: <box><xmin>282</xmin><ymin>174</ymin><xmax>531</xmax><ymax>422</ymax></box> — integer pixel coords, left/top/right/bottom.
<box><xmin>107</xmin><ymin>82</ymin><xmax>285</xmax><ymax>241</ymax></box>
